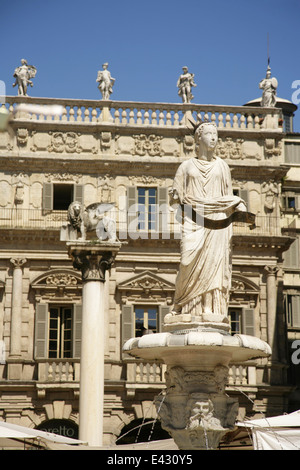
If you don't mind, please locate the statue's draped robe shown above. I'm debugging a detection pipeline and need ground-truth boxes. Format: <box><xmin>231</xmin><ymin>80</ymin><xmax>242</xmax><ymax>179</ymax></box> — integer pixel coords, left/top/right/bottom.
<box><xmin>173</xmin><ymin>157</ymin><xmax>243</xmax><ymax>316</ymax></box>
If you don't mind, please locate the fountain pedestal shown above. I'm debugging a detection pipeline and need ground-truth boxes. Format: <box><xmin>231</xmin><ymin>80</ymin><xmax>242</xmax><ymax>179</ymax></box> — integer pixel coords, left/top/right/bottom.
<box><xmin>124</xmin><ymin>324</ymin><xmax>271</xmax><ymax>450</ymax></box>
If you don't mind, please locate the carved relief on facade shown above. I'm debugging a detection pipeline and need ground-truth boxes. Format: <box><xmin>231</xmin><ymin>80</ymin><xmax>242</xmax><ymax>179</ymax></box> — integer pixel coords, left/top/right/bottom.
<box><xmin>117</xmin><ymin>270</ymin><xmax>175</xmax><ymax>304</ymax></box>
<box><xmin>44</xmin><ymin>173</ymin><xmax>82</xmax><ymax>183</ymax></box>
<box><xmin>98</xmin><ymin>175</ymin><xmax>115</xmax><ymax>203</ymax></box>
<box><xmin>215</xmin><ymin>137</ymin><xmax>245</xmax><ymax>160</ymax></box>
<box><xmin>128</xmin><ymin>175</ymin><xmax>161</xmax><ymax>186</ymax></box>
<box><xmin>262</xmin><ymin>180</ymin><xmax>279</xmax><ymax>213</ymax></box>
<box><xmin>31</xmin><ymin>269</ymin><xmax>82</xmax><ymax>301</ymax></box>
<box><xmin>16</xmin><ymin>128</ymin><xmax>29</xmax><ymax>146</ymax></box>
<box><xmin>264</xmin><ymin>138</ymin><xmax>281</xmax><ymax>158</ymax></box>
<box><xmin>230</xmin><ymin>274</ymin><xmax>259</xmax><ymax>307</ymax></box>
<box><xmin>132</xmin><ymin>134</ymin><xmax>164</xmax><ymax>157</ymax></box>
<box><xmin>100</xmin><ymin>131</ymin><xmax>112</xmax><ymax>151</ymax></box>
<box><xmin>48</xmin><ymin>131</ymin><xmax>82</xmax><ymax>154</ymax></box>
<box><xmin>183</xmin><ymin>135</ymin><xmax>195</xmax><ymax>154</ymax></box>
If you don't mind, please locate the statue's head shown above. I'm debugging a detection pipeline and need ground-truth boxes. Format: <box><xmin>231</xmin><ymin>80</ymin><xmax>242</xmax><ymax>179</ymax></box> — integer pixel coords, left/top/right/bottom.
<box><xmin>21</xmin><ymin>59</ymin><xmax>27</xmax><ymax>65</ymax></box>
<box><xmin>102</xmin><ymin>63</ymin><xmax>108</xmax><ymax>69</ymax></box>
<box><xmin>194</xmin><ymin>121</ymin><xmax>218</xmax><ymax>151</ymax></box>
<box><xmin>266</xmin><ymin>66</ymin><xmax>271</xmax><ymax>78</ymax></box>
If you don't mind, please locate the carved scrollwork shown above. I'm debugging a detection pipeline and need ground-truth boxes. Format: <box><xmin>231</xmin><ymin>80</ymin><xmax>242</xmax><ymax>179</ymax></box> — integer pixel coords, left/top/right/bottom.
<box><xmin>215</xmin><ymin>137</ymin><xmax>244</xmax><ymax>160</ymax></box>
<box><xmin>48</xmin><ymin>131</ymin><xmax>82</xmax><ymax>153</ymax></box>
<box><xmin>132</xmin><ymin>134</ymin><xmax>164</xmax><ymax>157</ymax></box>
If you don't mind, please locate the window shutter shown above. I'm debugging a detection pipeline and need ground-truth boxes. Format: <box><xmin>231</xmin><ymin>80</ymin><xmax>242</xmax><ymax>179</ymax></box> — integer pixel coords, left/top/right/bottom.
<box><xmin>292</xmin><ymin>296</ymin><xmax>300</xmax><ymax>328</ymax></box>
<box><xmin>127</xmin><ymin>186</ymin><xmax>138</xmax><ymax>234</ymax></box>
<box><xmin>34</xmin><ymin>303</ymin><xmax>48</xmax><ymax>359</ymax></box>
<box><xmin>284</xmin><ymin>238</ymin><xmax>299</xmax><ymax>268</ymax></box>
<box><xmin>121</xmin><ymin>304</ymin><xmax>134</xmax><ymax>346</ymax></box>
<box><xmin>73</xmin><ymin>184</ymin><xmax>84</xmax><ymax>204</ymax></box>
<box><xmin>73</xmin><ymin>304</ymin><xmax>82</xmax><ymax>358</ymax></box>
<box><xmin>159</xmin><ymin>305</ymin><xmax>170</xmax><ymax>332</ymax></box>
<box><xmin>158</xmin><ymin>187</ymin><xmax>168</xmax><ymax>235</ymax></box>
<box><xmin>42</xmin><ymin>183</ymin><xmax>53</xmax><ymax>211</ymax></box>
<box><xmin>242</xmin><ymin>308</ymin><xmax>255</xmax><ymax>336</ymax></box>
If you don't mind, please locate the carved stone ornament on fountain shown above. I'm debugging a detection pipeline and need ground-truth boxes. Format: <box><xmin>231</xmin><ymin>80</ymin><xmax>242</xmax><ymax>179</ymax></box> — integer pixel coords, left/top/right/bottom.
<box><xmin>123</xmin><ymin>120</ymin><xmax>272</xmax><ymax>450</ymax></box>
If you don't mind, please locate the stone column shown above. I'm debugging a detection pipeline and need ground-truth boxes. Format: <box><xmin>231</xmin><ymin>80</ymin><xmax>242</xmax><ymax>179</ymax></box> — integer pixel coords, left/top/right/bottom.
<box><xmin>9</xmin><ymin>258</ymin><xmax>26</xmax><ymax>358</ymax></box>
<box><xmin>264</xmin><ymin>265</ymin><xmax>279</xmax><ymax>361</ymax></box>
<box><xmin>68</xmin><ymin>241</ymin><xmax>121</xmax><ymax>447</ymax></box>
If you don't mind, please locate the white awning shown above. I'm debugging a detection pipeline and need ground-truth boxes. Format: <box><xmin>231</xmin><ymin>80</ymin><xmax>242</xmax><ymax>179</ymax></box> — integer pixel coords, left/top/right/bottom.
<box><xmin>0</xmin><ymin>420</ymin><xmax>86</xmax><ymax>449</ymax></box>
<box><xmin>237</xmin><ymin>410</ymin><xmax>300</xmax><ymax>450</ymax></box>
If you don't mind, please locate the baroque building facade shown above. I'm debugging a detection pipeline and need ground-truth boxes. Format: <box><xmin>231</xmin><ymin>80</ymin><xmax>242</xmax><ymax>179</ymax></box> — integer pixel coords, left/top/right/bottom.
<box><xmin>0</xmin><ymin>92</ymin><xmax>298</xmax><ymax>445</ymax></box>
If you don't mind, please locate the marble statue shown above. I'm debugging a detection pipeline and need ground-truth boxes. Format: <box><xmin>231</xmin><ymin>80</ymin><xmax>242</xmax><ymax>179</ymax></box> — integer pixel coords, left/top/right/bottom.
<box><xmin>259</xmin><ymin>66</ymin><xmax>278</xmax><ymax>107</ymax></box>
<box><xmin>169</xmin><ymin>121</ymin><xmax>251</xmax><ymax>320</ymax></box>
<box><xmin>177</xmin><ymin>66</ymin><xmax>197</xmax><ymax>103</ymax></box>
<box><xmin>67</xmin><ymin>201</ymin><xmax>117</xmax><ymax>241</ymax></box>
<box><xmin>13</xmin><ymin>59</ymin><xmax>37</xmax><ymax>96</ymax></box>
<box><xmin>96</xmin><ymin>63</ymin><xmax>115</xmax><ymax>100</ymax></box>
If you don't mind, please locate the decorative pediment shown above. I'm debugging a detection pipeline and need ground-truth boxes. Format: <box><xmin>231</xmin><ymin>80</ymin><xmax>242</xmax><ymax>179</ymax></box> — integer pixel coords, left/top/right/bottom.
<box><xmin>31</xmin><ymin>269</ymin><xmax>82</xmax><ymax>300</ymax></box>
<box><xmin>231</xmin><ymin>274</ymin><xmax>259</xmax><ymax>293</ymax></box>
<box><xmin>230</xmin><ymin>274</ymin><xmax>259</xmax><ymax>308</ymax></box>
<box><xmin>117</xmin><ymin>270</ymin><xmax>175</xmax><ymax>304</ymax></box>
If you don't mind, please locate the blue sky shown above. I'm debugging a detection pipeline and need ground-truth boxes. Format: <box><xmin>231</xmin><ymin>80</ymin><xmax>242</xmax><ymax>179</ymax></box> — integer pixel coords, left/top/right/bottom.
<box><xmin>1</xmin><ymin>0</ymin><xmax>300</xmax><ymax>130</ymax></box>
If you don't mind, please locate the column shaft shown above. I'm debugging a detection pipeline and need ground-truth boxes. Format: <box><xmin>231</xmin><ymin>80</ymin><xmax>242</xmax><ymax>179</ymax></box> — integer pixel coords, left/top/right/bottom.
<box><xmin>79</xmin><ymin>280</ymin><xmax>105</xmax><ymax>446</ymax></box>
<box><xmin>10</xmin><ymin>259</ymin><xmax>26</xmax><ymax>357</ymax></box>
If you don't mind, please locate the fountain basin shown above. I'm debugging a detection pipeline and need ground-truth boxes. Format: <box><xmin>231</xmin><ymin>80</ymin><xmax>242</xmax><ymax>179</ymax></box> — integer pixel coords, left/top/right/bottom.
<box><xmin>123</xmin><ymin>330</ymin><xmax>271</xmax><ymax>366</ymax></box>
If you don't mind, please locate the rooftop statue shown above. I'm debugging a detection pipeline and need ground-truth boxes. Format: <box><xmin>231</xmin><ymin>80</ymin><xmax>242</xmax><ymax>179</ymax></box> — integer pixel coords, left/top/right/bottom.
<box><xmin>13</xmin><ymin>59</ymin><xmax>37</xmax><ymax>96</ymax></box>
<box><xmin>177</xmin><ymin>66</ymin><xmax>197</xmax><ymax>103</ymax></box>
<box><xmin>259</xmin><ymin>65</ymin><xmax>278</xmax><ymax>107</ymax></box>
<box><xmin>96</xmin><ymin>63</ymin><xmax>115</xmax><ymax>100</ymax></box>
<box><xmin>169</xmin><ymin>121</ymin><xmax>254</xmax><ymax>323</ymax></box>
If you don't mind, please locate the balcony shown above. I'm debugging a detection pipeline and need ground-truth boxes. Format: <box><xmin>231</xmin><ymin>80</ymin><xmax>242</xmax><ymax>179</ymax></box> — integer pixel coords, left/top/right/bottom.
<box><xmin>35</xmin><ymin>359</ymin><xmax>256</xmax><ymax>391</ymax></box>
<box><xmin>0</xmin><ymin>207</ymin><xmax>283</xmax><ymax>238</ymax></box>
<box><xmin>3</xmin><ymin>95</ymin><xmax>282</xmax><ymax>132</ymax></box>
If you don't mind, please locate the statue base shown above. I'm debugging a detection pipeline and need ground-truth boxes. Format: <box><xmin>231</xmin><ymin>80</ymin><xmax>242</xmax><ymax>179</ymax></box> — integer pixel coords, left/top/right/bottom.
<box><xmin>163</xmin><ymin>312</ymin><xmax>230</xmax><ymax>334</ymax></box>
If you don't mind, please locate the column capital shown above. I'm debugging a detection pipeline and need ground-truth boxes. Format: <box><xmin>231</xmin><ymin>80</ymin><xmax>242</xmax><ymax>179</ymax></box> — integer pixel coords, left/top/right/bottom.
<box><xmin>72</xmin><ymin>251</ymin><xmax>115</xmax><ymax>282</ymax></box>
<box><xmin>264</xmin><ymin>265</ymin><xmax>279</xmax><ymax>276</ymax></box>
<box><xmin>10</xmin><ymin>258</ymin><xmax>27</xmax><ymax>269</ymax></box>
<box><xmin>67</xmin><ymin>241</ymin><xmax>122</xmax><ymax>282</ymax></box>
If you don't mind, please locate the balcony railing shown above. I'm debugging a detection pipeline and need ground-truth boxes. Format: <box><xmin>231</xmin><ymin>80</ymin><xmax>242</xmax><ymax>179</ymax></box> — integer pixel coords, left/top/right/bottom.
<box><xmin>0</xmin><ymin>208</ymin><xmax>68</xmax><ymax>230</ymax></box>
<box><xmin>3</xmin><ymin>96</ymin><xmax>282</xmax><ymax>131</ymax></box>
<box><xmin>0</xmin><ymin>208</ymin><xmax>282</xmax><ymax>238</ymax></box>
<box><xmin>35</xmin><ymin>359</ymin><xmax>256</xmax><ymax>388</ymax></box>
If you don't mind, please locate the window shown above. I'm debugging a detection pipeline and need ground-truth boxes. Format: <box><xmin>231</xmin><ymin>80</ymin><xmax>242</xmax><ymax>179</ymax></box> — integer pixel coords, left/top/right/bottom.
<box><xmin>126</xmin><ymin>186</ymin><xmax>169</xmax><ymax>237</ymax></box>
<box><xmin>35</xmin><ymin>303</ymin><xmax>82</xmax><ymax>359</ymax></box>
<box><xmin>121</xmin><ymin>304</ymin><xmax>170</xmax><ymax>347</ymax></box>
<box><xmin>43</xmin><ymin>183</ymin><xmax>84</xmax><ymax>211</ymax></box>
<box><xmin>281</xmin><ymin>193</ymin><xmax>300</xmax><ymax>212</ymax></box>
<box><xmin>232</xmin><ymin>188</ymin><xmax>249</xmax><ymax>210</ymax></box>
<box><xmin>228</xmin><ymin>308</ymin><xmax>255</xmax><ymax>336</ymax></box>
<box><xmin>229</xmin><ymin>309</ymin><xmax>242</xmax><ymax>335</ymax></box>
<box><xmin>49</xmin><ymin>306</ymin><xmax>73</xmax><ymax>358</ymax></box>
<box><xmin>137</xmin><ymin>187</ymin><xmax>157</xmax><ymax>231</ymax></box>
<box><xmin>134</xmin><ymin>306</ymin><xmax>158</xmax><ymax>336</ymax></box>
<box><xmin>53</xmin><ymin>184</ymin><xmax>74</xmax><ymax>210</ymax></box>
<box><xmin>285</xmin><ymin>142</ymin><xmax>300</xmax><ymax>164</ymax></box>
